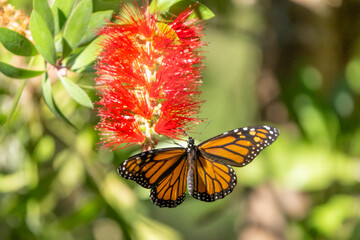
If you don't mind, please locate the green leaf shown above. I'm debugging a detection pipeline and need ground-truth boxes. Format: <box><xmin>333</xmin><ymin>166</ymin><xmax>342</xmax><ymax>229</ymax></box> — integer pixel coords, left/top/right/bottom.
<box><xmin>150</xmin><ymin>0</ymin><xmax>180</xmax><ymax>13</ymax></box>
<box><xmin>0</xmin><ymin>62</ymin><xmax>44</xmax><ymax>79</ymax></box>
<box><xmin>0</xmin><ymin>27</ymin><xmax>37</xmax><ymax>56</ymax></box>
<box><xmin>79</xmin><ymin>10</ymin><xmax>113</xmax><ymax>45</ymax></box>
<box><xmin>51</xmin><ymin>0</ymin><xmax>76</xmax><ymax>34</ymax></box>
<box><xmin>41</xmin><ymin>73</ymin><xmax>76</xmax><ymax>129</ymax></box>
<box><xmin>30</xmin><ymin>11</ymin><xmax>57</xmax><ymax>65</ymax></box>
<box><xmin>72</xmin><ymin>37</ymin><xmax>103</xmax><ymax>70</ymax></box>
<box><xmin>33</xmin><ymin>0</ymin><xmax>55</xmax><ymax>36</ymax></box>
<box><xmin>150</xmin><ymin>0</ymin><xmax>215</xmax><ymax>20</ymax></box>
<box><xmin>63</xmin><ymin>0</ymin><xmax>93</xmax><ymax>49</ymax></box>
<box><xmin>59</xmin><ymin>76</ymin><xmax>93</xmax><ymax>108</ymax></box>
<box><xmin>5</xmin><ymin>79</ymin><xmax>27</xmax><ymax>126</ymax></box>
<box><xmin>62</xmin><ymin>38</ymin><xmax>73</xmax><ymax>59</ymax></box>
<box><xmin>51</xmin><ymin>0</ymin><xmax>75</xmax><ymax>17</ymax></box>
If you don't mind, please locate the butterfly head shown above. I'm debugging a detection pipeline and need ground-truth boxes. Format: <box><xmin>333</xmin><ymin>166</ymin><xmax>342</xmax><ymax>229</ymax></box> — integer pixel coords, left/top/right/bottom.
<box><xmin>187</xmin><ymin>137</ymin><xmax>195</xmax><ymax>145</ymax></box>
<box><xmin>187</xmin><ymin>137</ymin><xmax>196</xmax><ymax>152</ymax></box>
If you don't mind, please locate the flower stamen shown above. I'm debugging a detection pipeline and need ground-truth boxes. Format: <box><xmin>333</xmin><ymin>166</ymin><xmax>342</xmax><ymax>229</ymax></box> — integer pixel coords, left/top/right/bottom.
<box><xmin>95</xmin><ymin>2</ymin><xmax>205</xmax><ymax>150</ymax></box>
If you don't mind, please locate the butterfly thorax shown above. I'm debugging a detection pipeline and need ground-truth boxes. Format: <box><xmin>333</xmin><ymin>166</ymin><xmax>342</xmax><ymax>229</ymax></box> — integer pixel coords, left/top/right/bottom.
<box><xmin>186</xmin><ymin>137</ymin><xmax>197</xmax><ymax>196</ymax></box>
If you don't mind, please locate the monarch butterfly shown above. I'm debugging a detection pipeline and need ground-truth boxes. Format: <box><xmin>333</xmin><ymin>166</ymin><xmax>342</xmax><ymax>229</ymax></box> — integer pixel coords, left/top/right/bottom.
<box><xmin>118</xmin><ymin>125</ymin><xmax>279</xmax><ymax>208</ymax></box>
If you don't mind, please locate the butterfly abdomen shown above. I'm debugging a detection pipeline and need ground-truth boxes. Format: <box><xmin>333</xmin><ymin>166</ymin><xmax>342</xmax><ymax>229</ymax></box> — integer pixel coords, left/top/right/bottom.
<box><xmin>186</xmin><ymin>137</ymin><xmax>197</xmax><ymax>196</ymax></box>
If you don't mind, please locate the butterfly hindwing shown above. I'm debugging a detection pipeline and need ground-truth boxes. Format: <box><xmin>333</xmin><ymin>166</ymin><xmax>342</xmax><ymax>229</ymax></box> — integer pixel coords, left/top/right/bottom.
<box><xmin>198</xmin><ymin>126</ymin><xmax>279</xmax><ymax>167</ymax></box>
<box><xmin>192</xmin><ymin>155</ymin><xmax>237</xmax><ymax>202</ymax></box>
<box><xmin>150</xmin><ymin>158</ymin><xmax>188</xmax><ymax>207</ymax></box>
<box><xmin>118</xmin><ymin>148</ymin><xmax>186</xmax><ymax>189</ymax></box>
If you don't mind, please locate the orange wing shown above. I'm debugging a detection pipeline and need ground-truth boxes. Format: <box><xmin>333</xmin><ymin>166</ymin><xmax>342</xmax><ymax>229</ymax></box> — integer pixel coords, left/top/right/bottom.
<box><xmin>198</xmin><ymin>126</ymin><xmax>279</xmax><ymax>167</ymax></box>
<box><xmin>118</xmin><ymin>148</ymin><xmax>188</xmax><ymax>207</ymax></box>
<box><xmin>150</xmin><ymin>159</ymin><xmax>188</xmax><ymax>207</ymax></box>
<box><xmin>118</xmin><ymin>148</ymin><xmax>186</xmax><ymax>188</ymax></box>
<box><xmin>192</xmin><ymin>155</ymin><xmax>237</xmax><ymax>202</ymax></box>
<box><xmin>118</xmin><ymin>126</ymin><xmax>279</xmax><ymax>207</ymax></box>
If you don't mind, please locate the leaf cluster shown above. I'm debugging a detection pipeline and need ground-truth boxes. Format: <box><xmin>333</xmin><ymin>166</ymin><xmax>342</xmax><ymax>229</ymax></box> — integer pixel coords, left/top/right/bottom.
<box><xmin>0</xmin><ymin>0</ymin><xmax>214</xmax><ymax>129</ymax></box>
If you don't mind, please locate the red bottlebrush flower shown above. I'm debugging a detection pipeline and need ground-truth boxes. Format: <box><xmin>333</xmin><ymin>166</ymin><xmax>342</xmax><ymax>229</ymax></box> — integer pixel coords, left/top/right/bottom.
<box><xmin>95</xmin><ymin>3</ymin><xmax>205</xmax><ymax>151</ymax></box>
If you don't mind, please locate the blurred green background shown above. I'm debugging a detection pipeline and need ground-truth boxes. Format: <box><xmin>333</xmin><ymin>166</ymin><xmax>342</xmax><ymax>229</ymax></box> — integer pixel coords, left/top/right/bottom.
<box><xmin>1</xmin><ymin>0</ymin><xmax>360</xmax><ymax>239</ymax></box>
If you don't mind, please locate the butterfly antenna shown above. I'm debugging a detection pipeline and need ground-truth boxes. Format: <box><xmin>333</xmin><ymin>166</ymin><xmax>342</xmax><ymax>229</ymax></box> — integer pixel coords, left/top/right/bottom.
<box><xmin>200</xmin><ymin>120</ymin><xmax>212</xmax><ymax>134</ymax></box>
<box><xmin>188</xmin><ymin>120</ymin><xmax>212</xmax><ymax>137</ymax></box>
<box><xmin>172</xmin><ymin>139</ymin><xmax>184</xmax><ymax>148</ymax></box>
<box><xmin>177</xmin><ymin>127</ymin><xmax>189</xmax><ymax>137</ymax></box>
<box><xmin>159</xmin><ymin>129</ymin><xmax>187</xmax><ymax>147</ymax></box>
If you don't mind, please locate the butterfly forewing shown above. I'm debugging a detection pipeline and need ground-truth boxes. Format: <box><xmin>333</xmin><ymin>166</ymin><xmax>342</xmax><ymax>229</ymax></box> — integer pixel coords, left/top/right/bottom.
<box><xmin>198</xmin><ymin>126</ymin><xmax>279</xmax><ymax>167</ymax></box>
<box><xmin>192</xmin><ymin>155</ymin><xmax>237</xmax><ymax>202</ymax></box>
<box><xmin>118</xmin><ymin>148</ymin><xmax>186</xmax><ymax>189</ymax></box>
